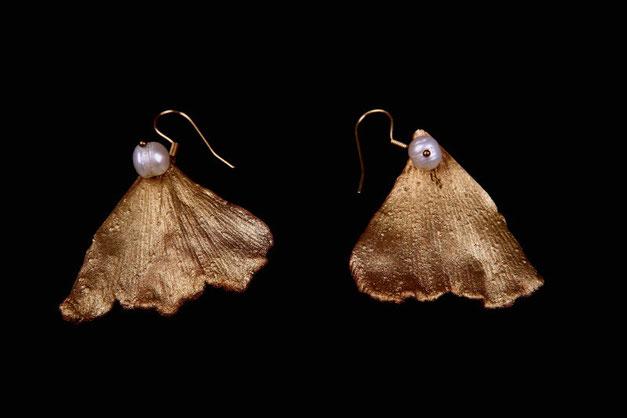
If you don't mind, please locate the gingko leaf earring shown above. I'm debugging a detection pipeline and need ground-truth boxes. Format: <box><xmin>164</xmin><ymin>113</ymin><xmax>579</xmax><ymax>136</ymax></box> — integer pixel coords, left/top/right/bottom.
<box><xmin>60</xmin><ymin>110</ymin><xmax>274</xmax><ymax>323</ymax></box>
<box><xmin>349</xmin><ymin>109</ymin><xmax>542</xmax><ymax>308</ymax></box>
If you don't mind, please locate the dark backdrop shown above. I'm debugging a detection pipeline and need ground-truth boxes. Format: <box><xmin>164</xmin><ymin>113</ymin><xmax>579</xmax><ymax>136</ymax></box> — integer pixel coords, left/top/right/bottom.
<box><xmin>34</xmin><ymin>26</ymin><xmax>575</xmax><ymax>389</ymax></box>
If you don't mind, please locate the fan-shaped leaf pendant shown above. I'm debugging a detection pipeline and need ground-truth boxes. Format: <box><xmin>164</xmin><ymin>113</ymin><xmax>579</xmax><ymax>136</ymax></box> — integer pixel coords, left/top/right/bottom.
<box><xmin>60</xmin><ymin>164</ymin><xmax>273</xmax><ymax>323</ymax></box>
<box><xmin>350</xmin><ymin>117</ymin><xmax>542</xmax><ymax>308</ymax></box>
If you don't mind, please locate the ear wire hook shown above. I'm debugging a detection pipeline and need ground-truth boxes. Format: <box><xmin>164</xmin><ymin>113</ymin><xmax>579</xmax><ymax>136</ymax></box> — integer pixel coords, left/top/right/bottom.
<box><xmin>154</xmin><ymin>109</ymin><xmax>235</xmax><ymax>168</ymax></box>
<box><xmin>354</xmin><ymin>109</ymin><xmax>408</xmax><ymax>193</ymax></box>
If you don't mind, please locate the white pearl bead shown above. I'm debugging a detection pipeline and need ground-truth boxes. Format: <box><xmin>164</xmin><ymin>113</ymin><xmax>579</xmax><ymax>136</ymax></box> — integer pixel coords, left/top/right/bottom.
<box><xmin>133</xmin><ymin>142</ymin><xmax>171</xmax><ymax>178</ymax></box>
<box><xmin>408</xmin><ymin>135</ymin><xmax>442</xmax><ymax>170</ymax></box>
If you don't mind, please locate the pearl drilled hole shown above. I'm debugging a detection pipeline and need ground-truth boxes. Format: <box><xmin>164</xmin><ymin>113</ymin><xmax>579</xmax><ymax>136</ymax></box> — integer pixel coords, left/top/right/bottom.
<box><xmin>408</xmin><ymin>135</ymin><xmax>442</xmax><ymax>170</ymax></box>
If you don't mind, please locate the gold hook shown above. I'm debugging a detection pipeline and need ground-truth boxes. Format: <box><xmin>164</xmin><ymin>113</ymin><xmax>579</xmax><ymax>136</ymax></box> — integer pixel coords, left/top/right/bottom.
<box><xmin>153</xmin><ymin>110</ymin><xmax>235</xmax><ymax>168</ymax></box>
<box><xmin>354</xmin><ymin>109</ymin><xmax>408</xmax><ymax>193</ymax></box>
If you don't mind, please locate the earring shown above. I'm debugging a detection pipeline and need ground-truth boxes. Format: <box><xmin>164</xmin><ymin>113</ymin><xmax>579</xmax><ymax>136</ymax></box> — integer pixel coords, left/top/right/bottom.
<box><xmin>60</xmin><ymin>110</ymin><xmax>274</xmax><ymax>323</ymax></box>
<box><xmin>349</xmin><ymin>109</ymin><xmax>542</xmax><ymax>308</ymax></box>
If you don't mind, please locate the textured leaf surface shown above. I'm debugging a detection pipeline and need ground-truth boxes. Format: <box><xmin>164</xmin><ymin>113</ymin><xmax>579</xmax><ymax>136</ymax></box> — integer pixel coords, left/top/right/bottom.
<box><xmin>350</xmin><ymin>140</ymin><xmax>542</xmax><ymax>308</ymax></box>
<box><xmin>61</xmin><ymin>165</ymin><xmax>273</xmax><ymax>322</ymax></box>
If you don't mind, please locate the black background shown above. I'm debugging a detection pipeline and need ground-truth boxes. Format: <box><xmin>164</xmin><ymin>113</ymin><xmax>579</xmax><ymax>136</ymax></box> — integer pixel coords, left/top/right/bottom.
<box><xmin>29</xmin><ymin>15</ymin><xmax>581</xmax><ymax>395</ymax></box>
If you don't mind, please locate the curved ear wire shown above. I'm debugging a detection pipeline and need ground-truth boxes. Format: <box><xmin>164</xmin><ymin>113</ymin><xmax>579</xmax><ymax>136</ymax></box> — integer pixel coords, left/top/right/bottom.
<box><xmin>350</xmin><ymin>112</ymin><xmax>543</xmax><ymax>307</ymax></box>
<box><xmin>60</xmin><ymin>110</ymin><xmax>273</xmax><ymax>323</ymax></box>
<box><xmin>354</xmin><ymin>109</ymin><xmax>408</xmax><ymax>193</ymax></box>
<box><xmin>154</xmin><ymin>109</ymin><xmax>235</xmax><ymax>168</ymax></box>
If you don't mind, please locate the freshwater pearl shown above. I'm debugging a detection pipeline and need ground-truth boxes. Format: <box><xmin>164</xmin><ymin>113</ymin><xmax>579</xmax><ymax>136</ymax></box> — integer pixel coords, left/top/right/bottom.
<box><xmin>408</xmin><ymin>135</ymin><xmax>442</xmax><ymax>170</ymax></box>
<box><xmin>133</xmin><ymin>142</ymin><xmax>171</xmax><ymax>178</ymax></box>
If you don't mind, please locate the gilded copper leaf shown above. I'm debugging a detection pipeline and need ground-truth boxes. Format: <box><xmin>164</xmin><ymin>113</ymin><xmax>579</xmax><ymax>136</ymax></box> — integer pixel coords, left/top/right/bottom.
<box><xmin>61</xmin><ymin>165</ymin><xmax>273</xmax><ymax>323</ymax></box>
<box><xmin>350</xmin><ymin>142</ymin><xmax>542</xmax><ymax>308</ymax></box>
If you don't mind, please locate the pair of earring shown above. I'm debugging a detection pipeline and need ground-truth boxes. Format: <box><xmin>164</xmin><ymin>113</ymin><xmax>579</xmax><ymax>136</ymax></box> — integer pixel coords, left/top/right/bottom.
<box><xmin>60</xmin><ymin>109</ymin><xmax>542</xmax><ymax>323</ymax></box>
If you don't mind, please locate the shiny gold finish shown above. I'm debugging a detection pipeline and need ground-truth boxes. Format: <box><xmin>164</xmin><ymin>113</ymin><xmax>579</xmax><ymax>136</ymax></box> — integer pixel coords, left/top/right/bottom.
<box><xmin>354</xmin><ymin>109</ymin><xmax>408</xmax><ymax>193</ymax></box>
<box><xmin>60</xmin><ymin>165</ymin><xmax>273</xmax><ymax>323</ymax></box>
<box><xmin>350</xmin><ymin>129</ymin><xmax>542</xmax><ymax>308</ymax></box>
<box><xmin>168</xmin><ymin>141</ymin><xmax>179</xmax><ymax>157</ymax></box>
<box><xmin>154</xmin><ymin>109</ymin><xmax>234</xmax><ymax>167</ymax></box>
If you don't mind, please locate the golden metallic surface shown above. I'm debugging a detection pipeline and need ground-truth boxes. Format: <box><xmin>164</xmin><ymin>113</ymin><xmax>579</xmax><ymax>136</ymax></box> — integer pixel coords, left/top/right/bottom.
<box><xmin>60</xmin><ymin>165</ymin><xmax>273</xmax><ymax>323</ymax></box>
<box><xmin>350</xmin><ymin>135</ymin><xmax>542</xmax><ymax>308</ymax></box>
